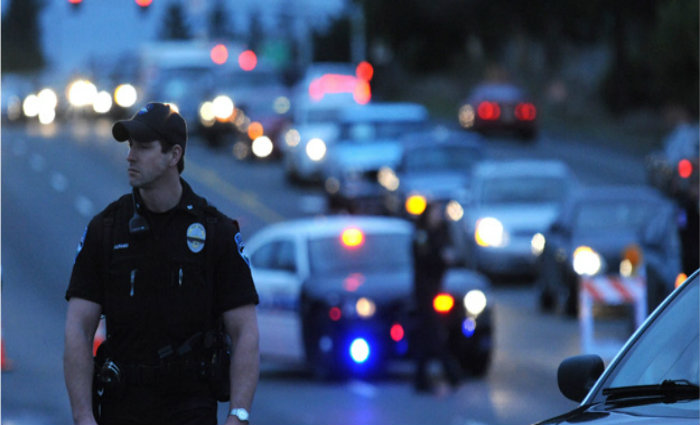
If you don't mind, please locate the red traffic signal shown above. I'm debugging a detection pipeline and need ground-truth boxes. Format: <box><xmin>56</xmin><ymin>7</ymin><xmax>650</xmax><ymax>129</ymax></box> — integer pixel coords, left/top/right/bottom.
<box><xmin>135</xmin><ymin>0</ymin><xmax>152</xmax><ymax>7</ymax></box>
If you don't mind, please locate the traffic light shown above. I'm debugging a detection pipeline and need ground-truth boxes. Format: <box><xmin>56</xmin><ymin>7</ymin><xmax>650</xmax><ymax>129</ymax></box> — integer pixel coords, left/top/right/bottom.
<box><xmin>68</xmin><ymin>0</ymin><xmax>83</xmax><ymax>10</ymax></box>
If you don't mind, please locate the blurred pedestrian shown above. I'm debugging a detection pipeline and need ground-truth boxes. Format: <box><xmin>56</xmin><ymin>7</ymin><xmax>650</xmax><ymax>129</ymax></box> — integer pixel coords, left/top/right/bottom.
<box><xmin>63</xmin><ymin>102</ymin><xmax>259</xmax><ymax>425</ymax></box>
<box><xmin>411</xmin><ymin>202</ymin><xmax>461</xmax><ymax>393</ymax></box>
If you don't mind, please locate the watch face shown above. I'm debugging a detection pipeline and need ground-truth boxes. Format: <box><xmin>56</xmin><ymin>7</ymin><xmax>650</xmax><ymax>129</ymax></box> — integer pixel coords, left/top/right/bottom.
<box><xmin>231</xmin><ymin>408</ymin><xmax>249</xmax><ymax>421</ymax></box>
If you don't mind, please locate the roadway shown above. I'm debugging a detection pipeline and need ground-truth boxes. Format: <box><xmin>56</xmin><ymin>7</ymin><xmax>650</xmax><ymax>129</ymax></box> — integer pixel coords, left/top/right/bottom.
<box><xmin>1</xmin><ymin>118</ymin><xmax>646</xmax><ymax>425</ymax></box>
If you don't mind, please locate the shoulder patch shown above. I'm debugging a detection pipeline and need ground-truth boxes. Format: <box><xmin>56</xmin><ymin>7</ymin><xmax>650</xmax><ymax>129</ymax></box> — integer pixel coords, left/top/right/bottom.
<box><xmin>234</xmin><ymin>232</ymin><xmax>251</xmax><ymax>268</ymax></box>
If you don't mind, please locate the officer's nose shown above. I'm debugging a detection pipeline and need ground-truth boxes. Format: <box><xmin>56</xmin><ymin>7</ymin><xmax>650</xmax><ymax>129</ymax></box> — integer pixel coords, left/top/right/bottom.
<box><xmin>126</xmin><ymin>147</ymin><xmax>136</xmax><ymax>162</ymax></box>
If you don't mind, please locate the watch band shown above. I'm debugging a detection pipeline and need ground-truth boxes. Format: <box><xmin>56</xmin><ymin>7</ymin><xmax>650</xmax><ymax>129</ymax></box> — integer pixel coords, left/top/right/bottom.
<box><xmin>229</xmin><ymin>407</ymin><xmax>250</xmax><ymax>422</ymax></box>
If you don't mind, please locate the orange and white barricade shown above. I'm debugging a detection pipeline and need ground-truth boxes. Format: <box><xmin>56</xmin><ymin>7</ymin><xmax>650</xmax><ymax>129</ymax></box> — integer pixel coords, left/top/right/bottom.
<box><xmin>579</xmin><ymin>275</ymin><xmax>646</xmax><ymax>359</ymax></box>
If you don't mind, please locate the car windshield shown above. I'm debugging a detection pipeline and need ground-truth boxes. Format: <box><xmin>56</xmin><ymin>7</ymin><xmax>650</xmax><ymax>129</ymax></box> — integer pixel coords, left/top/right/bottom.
<box><xmin>340</xmin><ymin>121</ymin><xmax>427</xmax><ymax>142</ymax></box>
<box><xmin>403</xmin><ymin>146</ymin><xmax>482</xmax><ymax>173</ymax></box>
<box><xmin>308</xmin><ymin>233</ymin><xmax>412</xmax><ymax>275</ymax></box>
<box><xmin>574</xmin><ymin>199</ymin><xmax>660</xmax><ymax>232</ymax></box>
<box><xmin>601</xmin><ymin>274</ymin><xmax>699</xmax><ymax>391</ymax></box>
<box><xmin>479</xmin><ymin>176</ymin><xmax>568</xmax><ymax>205</ymax></box>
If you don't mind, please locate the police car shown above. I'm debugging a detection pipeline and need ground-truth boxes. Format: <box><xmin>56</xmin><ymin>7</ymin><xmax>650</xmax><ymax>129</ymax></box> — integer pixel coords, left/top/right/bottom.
<box><xmin>246</xmin><ymin>215</ymin><xmax>493</xmax><ymax>379</ymax></box>
<box><xmin>534</xmin><ymin>270</ymin><xmax>699</xmax><ymax>425</ymax></box>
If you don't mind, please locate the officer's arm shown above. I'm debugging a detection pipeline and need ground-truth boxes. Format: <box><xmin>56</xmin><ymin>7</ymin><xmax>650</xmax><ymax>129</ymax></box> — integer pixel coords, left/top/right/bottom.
<box><xmin>64</xmin><ymin>297</ymin><xmax>101</xmax><ymax>425</ymax></box>
<box><xmin>223</xmin><ymin>304</ymin><xmax>259</xmax><ymax>424</ymax></box>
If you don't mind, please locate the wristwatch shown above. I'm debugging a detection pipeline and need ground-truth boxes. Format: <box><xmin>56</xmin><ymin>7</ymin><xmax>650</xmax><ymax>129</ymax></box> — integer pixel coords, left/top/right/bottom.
<box><xmin>229</xmin><ymin>408</ymin><xmax>250</xmax><ymax>422</ymax></box>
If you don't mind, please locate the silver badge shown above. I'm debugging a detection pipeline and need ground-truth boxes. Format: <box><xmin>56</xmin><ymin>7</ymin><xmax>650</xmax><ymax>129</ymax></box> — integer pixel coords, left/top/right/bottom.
<box><xmin>186</xmin><ymin>223</ymin><xmax>206</xmax><ymax>253</ymax></box>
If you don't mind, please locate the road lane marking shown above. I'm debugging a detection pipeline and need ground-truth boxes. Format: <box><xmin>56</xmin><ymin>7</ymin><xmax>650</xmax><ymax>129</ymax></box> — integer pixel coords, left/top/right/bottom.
<box><xmin>75</xmin><ymin>195</ymin><xmax>94</xmax><ymax>217</ymax></box>
<box><xmin>186</xmin><ymin>161</ymin><xmax>285</xmax><ymax>224</ymax></box>
<box><xmin>50</xmin><ymin>172</ymin><xmax>68</xmax><ymax>192</ymax></box>
<box><xmin>29</xmin><ymin>154</ymin><xmax>45</xmax><ymax>172</ymax></box>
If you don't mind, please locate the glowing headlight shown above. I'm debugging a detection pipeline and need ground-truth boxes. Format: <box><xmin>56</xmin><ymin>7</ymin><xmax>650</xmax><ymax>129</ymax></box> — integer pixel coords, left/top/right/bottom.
<box><xmin>355</xmin><ymin>297</ymin><xmax>376</xmax><ymax>318</ymax></box>
<box><xmin>474</xmin><ymin>217</ymin><xmax>506</xmax><ymax>247</ymax></box>
<box><xmin>212</xmin><ymin>95</ymin><xmax>234</xmax><ymax>120</ymax></box>
<box><xmin>446</xmin><ymin>200</ymin><xmax>464</xmax><ymax>222</ymax></box>
<box><xmin>37</xmin><ymin>88</ymin><xmax>58</xmax><ymax>110</ymax></box>
<box><xmin>572</xmin><ymin>246</ymin><xmax>602</xmax><ymax>276</ymax></box>
<box><xmin>458</xmin><ymin>104</ymin><xmax>475</xmax><ymax>128</ymax></box>
<box><xmin>463</xmin><ymin>290</ymin><xmax>487</xmax><ymax>316</ymax></box>
<box><xmin>531</xmin><ymin>233</ymin><xmax>546</xmax><ymax>256</ymax></box>
<box><xmin>251</xmin><ymin>136</ymin><xmax>273</xmax><ymax>158</ymax></box>
<box><xmin>92</xmin><ymin>91</ymin><xmax>113</xmax><ymax>114</ymax></box>
<box><xmin>378</xmin><ymin>167</ymin><xmax>399</xmax><ymax>191</ymax></box>
<box><xmin>67</xmin><ymin>79</ymin><xmax>97</xmax><ymax>107</ymax></box>
<box><xmin>306</xmin><ymin>138</ymin><xmax>327</xmax><ymax>161</ymax></box>
<box><xmin>199</xmin><ymin>101</ymin><xmax>216</xmax><ymax>126</ymax></box>
<box><xmin>285</xmin><ymin>129</ymin><xmax>300</xmax><ymax>147</ymax></box>
<box><xmin>23</xmin><ymin>94</ymin><xmax>40</xmax><ymax>118</ymax></box>
<box><xmin>114</xmin><ymin>84</ymin><xmax>137</xmax><ymax>108</ymax></box>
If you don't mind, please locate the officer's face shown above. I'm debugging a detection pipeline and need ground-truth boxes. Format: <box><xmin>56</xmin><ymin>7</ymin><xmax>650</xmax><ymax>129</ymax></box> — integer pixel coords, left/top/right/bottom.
<box><xmin>126</xmin><ymin>139</ymin><xmax>172</xmax><ymax>189</ymax></box>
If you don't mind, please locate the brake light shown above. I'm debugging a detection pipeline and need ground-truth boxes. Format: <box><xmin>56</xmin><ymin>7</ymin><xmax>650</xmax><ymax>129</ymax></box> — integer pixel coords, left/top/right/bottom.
<box><xmin>477</xmin><ymin>101</ymin><xmax>501</xmax><ymax>120</ymax></box>
<box><xmin>390</xmin><ymin>323</ymin><xmax>405</xmax><ymax>342</ymax></box>
<box><xmin>678</xmin><ymin>159</ymin><xmax>693</xmax><ymax>179</ymax></box>
<box><xmin>329</xmin><ymin>306</ymin><xmax>342</xmax><ymax>321</ymax></box>
<box><xmin>433</xmin><ymin>293</ymin><xmax>454</xmax><ymax>313</ymax></box>
<box><xmin>341</xmin><ymin>228</ymin><xmax>365</xmax><ymax>248</ymax></box>
<box><xmin>515</xmin><ymin>102</ymin><xmax>536</xmax><ymax>121</ymax></box>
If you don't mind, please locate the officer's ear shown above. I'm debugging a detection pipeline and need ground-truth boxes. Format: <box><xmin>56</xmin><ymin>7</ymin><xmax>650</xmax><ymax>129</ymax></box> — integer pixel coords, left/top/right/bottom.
<box><xmin>168</xmin><ymin>144</ymin><xmax>183</xmax><ymax>168</ymax></box>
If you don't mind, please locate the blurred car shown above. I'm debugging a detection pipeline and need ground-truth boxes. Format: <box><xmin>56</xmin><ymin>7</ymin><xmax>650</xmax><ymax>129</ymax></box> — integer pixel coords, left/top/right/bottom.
<box><xmin>143</xmin><ymin>64</ymin><xmax>216</xmax><ymax>135</ymax></box>
<box><xmin>534</xmin><ymin>270</ymin><xmax>699</xmax><ymax>425</ymax></box>
<box><xmin>321</xmin><ymin>102</ymin><xmax>431</xmax><ymax>213</ymax></box>
<box><xmin>458</xmin><ymin>81</ymin><xmax>537</xmax><ymax>141</ymax></box>
<box><xmin>535</xmin><ymin>185</ymin><xmax>683</xmax><ymax>316</ymax></box>
<box><xmin>280</xmin><ymin>62</ymin><xmax>372</xmax><ymax>183</ymax></box>
<box><xmin>379</xmin><ymin>127</ymin><xmax>485</xmax><ymax>219</ymax></box>
<box><xmin>247</xmin><ymin>215</ymin><xmax>493</xmax><ymax>378</ymax></box>
<box><xmin>197</xmin><ymin>65</ymin><xmax>292</xmax><ymax>156</ymax></box>
<box><xmin>645</xmin><ymin>121</ymin><xmax>699</xmax><ymax>274</ymax></box>
<box><xmin>448</xmin><ymin>159</ymin><xmax>578</xmax><ymax>277</ymax></box>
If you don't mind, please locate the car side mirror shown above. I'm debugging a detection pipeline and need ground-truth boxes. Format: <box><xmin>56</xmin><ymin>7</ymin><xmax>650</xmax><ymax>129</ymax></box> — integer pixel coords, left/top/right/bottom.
<box><xmin>557</xmin><ymin>355</ymin><xmax>604</xmax><ymax>402</ymax></box>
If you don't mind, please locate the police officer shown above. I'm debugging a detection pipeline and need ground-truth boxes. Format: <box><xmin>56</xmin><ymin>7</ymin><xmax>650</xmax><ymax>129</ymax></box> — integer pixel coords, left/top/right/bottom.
<box><xmin>63</xmin><ymin>102</ymin><xmax>259</xmax><ymax>425</ymax></box>
<box><xmin>411</xmin><ymin>202</ymin><xmax>461</xmax><ymax>393</ymax></box>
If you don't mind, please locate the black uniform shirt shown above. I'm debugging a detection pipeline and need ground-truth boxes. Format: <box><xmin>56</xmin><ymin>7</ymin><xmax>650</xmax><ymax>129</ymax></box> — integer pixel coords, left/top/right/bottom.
<box><xmin>66</xmin><ymin>179</ymin><xmax>258</xmax><ymax>364</ymax></box>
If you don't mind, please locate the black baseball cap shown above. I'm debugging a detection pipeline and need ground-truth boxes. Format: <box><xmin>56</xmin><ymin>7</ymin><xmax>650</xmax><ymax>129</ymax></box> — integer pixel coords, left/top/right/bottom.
<box><xmin>112</xmin><ymin>102</ymin><xmax>187</xmax><ymax>150</ymax></box>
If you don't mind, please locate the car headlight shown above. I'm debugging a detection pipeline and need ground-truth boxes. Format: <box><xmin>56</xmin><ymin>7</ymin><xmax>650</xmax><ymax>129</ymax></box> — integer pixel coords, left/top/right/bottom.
<box><xmin>378</xmin><ymin>167</ymin><xmax>399</xmax><ymax>191</ymax></box>
<box><xmin>446</xmin><ymin>200</ymin><xmax>464</xmax><ymax>222</ymax></box>
<box><xmin>306</xmin><ymin>137</ymin><xmax>327</xmax><ymax>161</ymax></box>
<box><xmin>458</xmin><ymin>104</ymin><xmax>475</xmax><ymax>128</ymax></box>
<box><xmin>463</xmin><ymin>290</ymin><xmax>487</xmax><ymax>316</ymax></box>
<box><xmin>572</xmin><ymin>246</ymin><xmax>602</xmax><ymax>276</ymax></box>
<box><xmin>531</xmin><ymin>233</ymin><xmax>546</xmax><ymax>256</ymax></box>
<box><xmin>474</xmin><ymin>217</ymin><xmax>506</xmax><ymax>247</ymax></box>
<box><xmin>285</xmin><ymin>128</ymin><xmax>301</xmax><ymax>147</ymax></box>
<box><xmin>251</xmin><ymin>136</ymin><xmax>274</xmax><ymax>158</ymax></box>
<box><xmin>199</xmin><ymin>101</ymin><xmax>216</xmax><ymax>126</ymax></box>
<box><xmin>355</xmin><ymin>297</ymin><xmax>376</xmax><ymax>318</ymax></box>
<box><xmin>212</xmin><ymin>95</ymin><xmax>235</xmax><ymax>120</ymax></box>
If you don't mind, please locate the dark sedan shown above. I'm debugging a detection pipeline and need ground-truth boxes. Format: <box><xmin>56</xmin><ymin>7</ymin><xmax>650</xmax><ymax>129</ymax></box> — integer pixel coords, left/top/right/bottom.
<box><xmin>458</xmin><ymin>81</ymin><xmax>537</xmax><ymax>141</ymax></box>
<box><xmin>379</xmin><ymin>128</ymin><xmax>485</xmax><ymax>219</ymax></box>
<box><xmin>534</xmin><ymin>270</ymin><xmax>699</xmax><ymax>425</ymax></box>
<box><xmin>535</xmin><ymin>185</ymin><xmax>683</xmax><ymax>316</ymax></box>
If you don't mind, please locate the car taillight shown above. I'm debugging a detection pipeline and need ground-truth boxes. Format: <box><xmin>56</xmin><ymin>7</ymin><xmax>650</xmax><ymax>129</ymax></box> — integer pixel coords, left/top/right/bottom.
<box><xmin>433</xmin><ymin>293</ymin><xmax>454</xmax><ymax>314</ymax></box>
<box><xmin>515</xmin><ymin>102</ymin><xmax>536</xmax><ymax>121</ymax></box>
<box><xmin>390</xmin><ymin>323</ymin><xmax>405</xmax><ymax>342</ymax></box>
<box><xmin>477</xmin><ymin>101</ymin><xmax>501</xmax><ymax>120</ymax></box>
<box><xmin>678</xmin><ymin>159</ymin><xmax>693</xmax><ymax>179</ymax></box>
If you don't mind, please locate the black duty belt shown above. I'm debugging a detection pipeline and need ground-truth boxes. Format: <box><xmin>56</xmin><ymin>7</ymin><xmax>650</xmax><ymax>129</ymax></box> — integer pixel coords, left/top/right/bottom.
<box><xmin>121</xmin><ymin>359</ymin><xmax>208</xmax><ymax>385</ymax></box>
